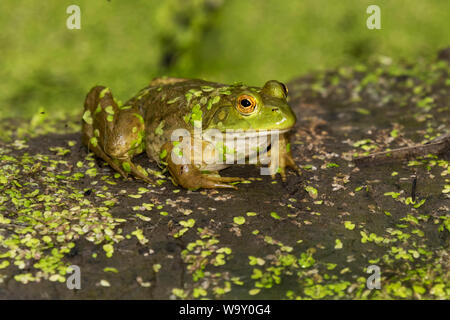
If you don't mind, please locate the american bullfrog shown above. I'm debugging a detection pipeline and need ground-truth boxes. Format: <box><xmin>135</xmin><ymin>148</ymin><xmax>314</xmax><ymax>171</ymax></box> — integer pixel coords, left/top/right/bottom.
<box><xmin>81</xmin><ymin>78</ymin><xmax>300</xmax><ymax>190</ymax></box>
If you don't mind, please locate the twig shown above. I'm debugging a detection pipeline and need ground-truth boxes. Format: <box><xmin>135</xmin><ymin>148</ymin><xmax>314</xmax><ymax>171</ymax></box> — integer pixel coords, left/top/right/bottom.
<box><xmin>411</xmin><ymin>174</ymin><xmax>417</xmax><ymax>202</ymax></box>
<box><xmin>354</xmin><ymin>133</ymin><xmax>450</xmax><ymax>166</ymax></box>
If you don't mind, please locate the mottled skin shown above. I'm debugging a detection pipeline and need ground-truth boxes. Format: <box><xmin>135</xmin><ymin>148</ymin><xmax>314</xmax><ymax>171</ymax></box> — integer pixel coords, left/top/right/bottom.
<box><xmin>82</xmin><ymin>78</ymin><xmax>300</xmax><ymax>190</ymax></box>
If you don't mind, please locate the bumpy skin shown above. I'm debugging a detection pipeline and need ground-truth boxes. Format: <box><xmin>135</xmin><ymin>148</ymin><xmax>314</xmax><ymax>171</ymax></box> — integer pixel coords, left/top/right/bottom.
<box><xmin>82</xmin><ymin>77</ymin><xmax>300</xmax><ymax>190</ymax></box>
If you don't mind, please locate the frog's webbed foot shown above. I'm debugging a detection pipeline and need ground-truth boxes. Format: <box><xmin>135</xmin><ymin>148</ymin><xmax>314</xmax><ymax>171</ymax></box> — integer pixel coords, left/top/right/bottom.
<box><xmin>161</xmin><ymin>143</ymin><xmax>243</xmax><ymax>190</ymax></box>
<box><xmin>276</xmin><ymin>151</ymin><xmax>301</xmax><ymax>181</ymax></box>
<box><xmin>82</xmin><ymin>85</ymin><xmax>155</xmax><ymax>184</ymax></box>
<box><xmin>92</xmin><ymin>150</ymin><xmax>154</xmax><ymax>184</ymax></box>
<box><xmin>268</xmin><ymin>134</ymin><xmax>301</xmax><ymax>182</ymax></box>
<box><xmin>168</xmin><ymin>164</ymin><xmax>242</xmax><ymax>190</ymax></box>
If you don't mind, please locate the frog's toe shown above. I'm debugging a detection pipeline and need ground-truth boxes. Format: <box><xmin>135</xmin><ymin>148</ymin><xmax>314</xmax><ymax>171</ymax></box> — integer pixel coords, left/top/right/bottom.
<box><xmin>179</xmin><ymin>175</ymin><xmax>238</xmax><ymax>190</ymax></box>
<box><xmin>85</xmin><ymin>140</ymin><xmax>129</xmax><ymax>178</ymax></box>
<box><xmin>121</xmin><ymin>160</ymin><xmax>155</xmax><ymax>184</ymax></box>
<box><xmin>191</xmin><ymin>174</ymin><xmax>238</xmax><ymax>189</ymax></box>
<box><xmin>270</xmin><ymin>164</ymin><xmax>298</xmax><ymax>181</ymax></box>
<box><xmin>131</xmin><ymin>166</ymin><xmax>155</xmax><ymax>184</ymax></box>
<box><xmin>288</xmin><ymin>163</ymin><xmax>302</xmax><ymax>176</ymax></box>
<box><xmin>269</xmin><ymin>165</ymin><xmax>285</xmax><ymax>181</ymax></box>
<box><xmin>204</xmin><ymin>175</ymin><xmax>244</xmax><ymax>183</ymax></box>
<box><xmin>286</xmin><ymin>155</ymin><xmax>301</xmax><ymax>175</ymax></box>
<box><xmin>274</xmin><ymin>167</ymin><xmax>287</xmax><ymax>182</ymax></box>
<box><xmin>201</xmin><ymin>178</ymin><xmax>238</xmax><ymax>190</ymax></box>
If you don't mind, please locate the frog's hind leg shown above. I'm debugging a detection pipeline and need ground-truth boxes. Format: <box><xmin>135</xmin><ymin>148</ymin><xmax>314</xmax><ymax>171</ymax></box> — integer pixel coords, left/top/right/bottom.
<box><xmin>161</xmin><ymin>142</ymin><xmax>244</xmax><ymax>190</ymax></box>
<box><xmin>167</xmin><ymin>163</ymin><xmax>240</xmax><ymax>190</ymax></box>
<box><xmin>82</xmin><ymin>86</ymin><xmax>154</xmax><ymax>184</ymax></box>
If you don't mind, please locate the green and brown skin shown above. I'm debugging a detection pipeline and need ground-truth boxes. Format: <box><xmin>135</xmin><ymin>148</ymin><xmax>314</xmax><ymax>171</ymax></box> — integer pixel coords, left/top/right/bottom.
<box><xmin>82</xmin><ymin>78</ymin><xmax>300</xmax><ymax>190</ymax></box>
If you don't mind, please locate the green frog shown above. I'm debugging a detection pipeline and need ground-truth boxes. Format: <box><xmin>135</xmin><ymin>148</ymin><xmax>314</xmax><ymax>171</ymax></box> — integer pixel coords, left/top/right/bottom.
<box><xmin>81</xmin><ymin>78</ymin><xmax>299</xmax><ymax>190</ymax></box>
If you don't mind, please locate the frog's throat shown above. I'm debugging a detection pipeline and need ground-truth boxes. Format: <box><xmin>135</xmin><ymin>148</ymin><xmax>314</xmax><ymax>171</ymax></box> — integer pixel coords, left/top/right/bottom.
<box><xmin>198</xmin><ymin>128</ymin><xmax>291</xmax><ymax>172</ymax></box>
<box><xmin>202</xmin><ymin>128</ymin><xmax>291</xmax><ymax>140</ymax></box>
<box><xmin>201</xmin><ymin>129</ymin><xmax>291</xmax><ymax>156</ymax></box>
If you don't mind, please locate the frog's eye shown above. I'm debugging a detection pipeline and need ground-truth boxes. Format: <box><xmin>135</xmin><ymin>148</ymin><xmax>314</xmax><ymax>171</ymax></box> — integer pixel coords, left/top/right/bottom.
<box><xmin>237</xmin><ymin>95</ymin><xmax>257</xmax><ymax>115</ymax></box>
<box><xmin>261</xmin><ymin>80</ymin><xmax>288</xmax><ymax>99</ymax></box>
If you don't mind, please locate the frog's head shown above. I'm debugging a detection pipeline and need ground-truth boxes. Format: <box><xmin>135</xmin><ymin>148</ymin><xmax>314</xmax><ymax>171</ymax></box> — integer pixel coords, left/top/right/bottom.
<box><xmin>205</xmin><ymin>80</ymin><xmax>296</xmax><ymax>133</ymax></box>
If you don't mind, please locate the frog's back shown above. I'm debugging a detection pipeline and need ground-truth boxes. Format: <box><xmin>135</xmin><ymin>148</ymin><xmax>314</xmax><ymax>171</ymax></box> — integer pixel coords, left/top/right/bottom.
<box><xmin>133</xmin><ymin>78</ymin><xmax>225</xmax><ymax>161</ymax></box>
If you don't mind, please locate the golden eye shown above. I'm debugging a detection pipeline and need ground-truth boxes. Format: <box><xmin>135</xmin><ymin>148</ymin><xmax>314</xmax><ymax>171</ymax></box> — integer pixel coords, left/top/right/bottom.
<box><xmin>237</xmin><ymin>95</ymin><xmax>256</xmax><ymax>114</ymax></box>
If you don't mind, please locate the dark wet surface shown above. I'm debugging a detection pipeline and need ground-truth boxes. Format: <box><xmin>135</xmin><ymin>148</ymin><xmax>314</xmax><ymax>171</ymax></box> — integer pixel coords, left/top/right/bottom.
<box><xmin>0</xmin><ymin>57</ymin><xmax>449</xmax><ymax>299</ymax></box>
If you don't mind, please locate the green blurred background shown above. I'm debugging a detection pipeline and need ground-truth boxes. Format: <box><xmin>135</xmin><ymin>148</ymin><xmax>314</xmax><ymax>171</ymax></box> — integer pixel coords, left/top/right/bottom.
<box><xmin>1</xmin><ymin>0</ymin><xmax>449</xmax><ymax>119</ymax></box>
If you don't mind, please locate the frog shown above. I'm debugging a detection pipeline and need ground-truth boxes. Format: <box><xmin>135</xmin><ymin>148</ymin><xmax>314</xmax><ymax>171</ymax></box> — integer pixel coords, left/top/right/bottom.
<box><xmin>81</xmin><ymin>77</ymin><xmax>300</xmax><ymax>190</ymax></box>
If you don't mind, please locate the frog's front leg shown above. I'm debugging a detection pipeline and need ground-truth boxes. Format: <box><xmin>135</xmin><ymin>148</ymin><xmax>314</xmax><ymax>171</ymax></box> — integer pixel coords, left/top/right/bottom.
<box><xmin>81</xmin><ymin>86</ymin><xmax>153</xmax><ymax>183</ymax></box>
<box><xmin>268</xmin><ymin>133</ymin><xmax>301</xmax><ymax>181</ymax></box>
<box><xmin>160</xmin><ymin>140</ymin><xmax>244</xmax><ymax>190</ymax></box>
